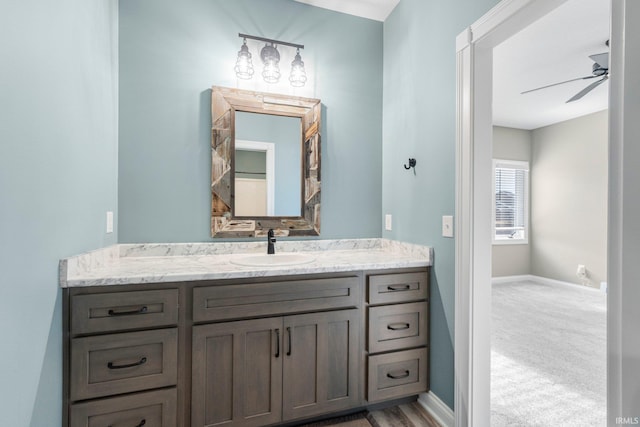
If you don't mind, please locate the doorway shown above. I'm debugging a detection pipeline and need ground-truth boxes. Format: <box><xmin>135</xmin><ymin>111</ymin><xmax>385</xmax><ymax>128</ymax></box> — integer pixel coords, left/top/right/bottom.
<box><xmin>489</xmin><ymin>1</ymin><xmax>609</xmax><ymax>423</ymax></box>
<box><xmin>453</xmin><ymin>0</ymin><xmax>637</xmax><ymax>424</ymax></box>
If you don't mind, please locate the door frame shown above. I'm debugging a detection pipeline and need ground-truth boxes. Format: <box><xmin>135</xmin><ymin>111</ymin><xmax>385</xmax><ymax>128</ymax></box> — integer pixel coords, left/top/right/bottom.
<box><xmin>454</xmin><ymin>0</ymin><xmax>631</xmax><ymax>424</ymax></box>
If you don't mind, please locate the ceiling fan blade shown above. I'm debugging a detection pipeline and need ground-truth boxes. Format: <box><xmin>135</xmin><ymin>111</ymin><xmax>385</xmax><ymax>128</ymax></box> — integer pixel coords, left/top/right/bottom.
<box><xmin>521</xmin><ymin>75</ymin><xmax>597</xmax><ymax>95</ymax></box>
<box><xmin>566</xmin><ymin>75</ymin><xmax>608</xmax><ymax>103</ymax></box>
<box><xmin>589</xmin><ymin>52</ymin><xmax>609</xmax><ymax>67</ymax></box>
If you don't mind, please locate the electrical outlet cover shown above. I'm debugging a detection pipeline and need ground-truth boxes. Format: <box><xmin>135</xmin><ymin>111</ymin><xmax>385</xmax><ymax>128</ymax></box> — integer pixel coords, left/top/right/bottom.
<box><xmin>442</xmin><ymin>215</ymin><xmax>454</xmax><ymax>237</ymax></box>
<box><xmin>385</xmin><ymin>214</ymin><xmax>392</xmax><ymax>231</ymax></box>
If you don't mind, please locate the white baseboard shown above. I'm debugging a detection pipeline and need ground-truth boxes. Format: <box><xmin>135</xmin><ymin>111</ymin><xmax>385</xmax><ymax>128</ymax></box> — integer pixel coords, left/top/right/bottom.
<box><xmin>492</xmin><ymin>274</ymin><xmax>605</xmax><ymax>293</ymax></box>
<box><xmin>417</xmin><ymin>391</ymin><xmax>454</xmax><ymax>427</ymax></box>
<box><xmin>491</xmin><ymin>274</ymin><xmax>533</xmax><ymax>284</ymax></box>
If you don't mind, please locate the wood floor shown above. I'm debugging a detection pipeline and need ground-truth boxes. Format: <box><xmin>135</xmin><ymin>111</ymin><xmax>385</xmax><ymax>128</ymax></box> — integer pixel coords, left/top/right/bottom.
<box><xmin>297</xmin><ymin>402</ymin><xmax>441</xmax><ymax>427</ymax></box>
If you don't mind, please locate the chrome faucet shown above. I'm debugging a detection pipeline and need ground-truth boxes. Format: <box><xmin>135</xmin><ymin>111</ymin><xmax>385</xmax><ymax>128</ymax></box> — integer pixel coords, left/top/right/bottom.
<box><xmin>267</xmin><ymin>229</ymin><xmax>276</xmax><ymax>254</ymax></box>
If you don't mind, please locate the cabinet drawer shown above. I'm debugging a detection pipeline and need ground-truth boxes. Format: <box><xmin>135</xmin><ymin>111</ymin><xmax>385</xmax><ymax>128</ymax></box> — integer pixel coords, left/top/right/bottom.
<box><xmin>193</xmin><ymin>275</ymin><xmax>360</xmax><ymax>322</ymax></box>
<box><xmin>368</xmin><ymin>302</ymin><xmax>427</xmax><ymax>353</ymax></box>
<box><xmin>71</xmin><ymin>289</ymin><xmax>179</xmax><ymax>335</ymax></box>
<box><xmin>70</xmin><ymin>388</ymin><xmax>176</xmax><ymax>427</ymax></box>
<box><xmin>367</xmin><ymin>272</ymin><xmax>428</xmax><ymax>305</ymax></box>
<box><xmin>70</xmin><ymin>329</ymin><xmax>178</xmax><ymax>401</ymax></box>
<box><xmin>367</xmin><ymin>348</ymin><xmax>428</xmax><ymax>402</ymax></box>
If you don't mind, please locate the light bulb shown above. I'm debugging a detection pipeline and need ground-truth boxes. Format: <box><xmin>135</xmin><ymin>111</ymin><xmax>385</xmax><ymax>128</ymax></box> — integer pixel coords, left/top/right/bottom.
<box><xmin>289</xmin><ymin>50</ymin><xmax>307</xmax><ymax>87</ymax></box>
<box><xmin>234</xmin><ymin>39</ymin><xmax>254</xmax><ymax>79</ymax></box>
<box><xmin>261</xmin><ymin>43</ymin><xmax>281</xmax><ymax>83</ymax></box>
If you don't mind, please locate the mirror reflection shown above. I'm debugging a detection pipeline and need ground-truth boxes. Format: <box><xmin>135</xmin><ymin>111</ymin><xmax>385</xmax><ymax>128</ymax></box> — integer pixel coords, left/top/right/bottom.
<box><xmin>234</xmin><ymin>112</ymin><xmax>301</xmax><ymax>217</ymax></box>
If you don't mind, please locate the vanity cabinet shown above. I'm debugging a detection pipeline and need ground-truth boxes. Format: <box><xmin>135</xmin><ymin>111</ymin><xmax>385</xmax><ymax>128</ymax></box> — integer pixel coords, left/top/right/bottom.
<box><xmin>63</xmin><ymin>267</ymin><xmax>429</xmax><ymax>427</ymax></box>
<box><xmin>365</xmin><ymin>271</ymin><xmax>429</xmax><ymax>402</ymax></box>
<box><xmin>191</xmin><ymin>310</ymin><xmax>359</xmax><ymax>427</ymax></box>
<box><xmin>64</xmin><ymin>287</ymin><xmax>180</xmax><ymax>427</ymax></box>
<box><xmin>191</xmin><ymin>275</ymin><xmax>360</xmax><ymax>427</ymax></box>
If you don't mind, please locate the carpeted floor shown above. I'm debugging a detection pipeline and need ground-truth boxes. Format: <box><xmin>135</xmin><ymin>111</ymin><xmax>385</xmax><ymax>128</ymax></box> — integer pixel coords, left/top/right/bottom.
<box><xmin>297</xmin><ymin>402</ymin><xmax>440</xmax><ymax>427</ymax></box>
<box><xmin>491</xmin><ymin>280</ymin><xmax>606</xmax><ymax>426</ymax></box>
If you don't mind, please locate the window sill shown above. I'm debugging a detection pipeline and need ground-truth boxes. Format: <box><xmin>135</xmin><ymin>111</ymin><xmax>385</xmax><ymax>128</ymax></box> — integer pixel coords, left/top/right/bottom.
<box><xmin>492</xmin><ymin>239</ymin><xmax>529</xmax><ymax>246</ymax></box>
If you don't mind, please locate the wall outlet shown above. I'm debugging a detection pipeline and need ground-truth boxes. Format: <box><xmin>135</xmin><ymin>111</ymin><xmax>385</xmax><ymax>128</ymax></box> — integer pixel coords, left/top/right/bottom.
<box><xmin>106</xmin><ymin>211</ymin><xmax>114</xmax><ymax>234</ymax></box>
<box><xmin>576</xmin><ymin>264</ymin><xmax>587</xmax><ymax>277</ymax></box>
<box><xmin>442</xmin><ymin>215</ymin><xmax>454</xmax><ymax>237</ymax></box>
<box><xmin>385</xmin><ymin>214</ymin><xmax>392</xmax><ymax>231</ymax></box>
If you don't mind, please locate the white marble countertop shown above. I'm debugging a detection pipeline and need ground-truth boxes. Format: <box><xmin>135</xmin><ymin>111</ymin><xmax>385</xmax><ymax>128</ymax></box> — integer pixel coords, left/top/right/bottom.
<box><xmin>59</xmin><ymin>239</ymin><xmax>432</xmax><ymax>288</ymax></box>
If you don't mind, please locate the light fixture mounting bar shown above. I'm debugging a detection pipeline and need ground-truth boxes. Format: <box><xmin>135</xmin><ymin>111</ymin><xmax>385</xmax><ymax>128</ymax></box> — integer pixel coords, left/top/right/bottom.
<box><xmin>238</xmin><ymin>33</ymin><xmax>304</xmax><ymax>50</ymax></box>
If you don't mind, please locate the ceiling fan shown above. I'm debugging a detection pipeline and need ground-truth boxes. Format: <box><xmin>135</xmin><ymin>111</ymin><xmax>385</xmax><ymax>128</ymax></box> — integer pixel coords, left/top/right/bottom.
<box><xmin>521</xmin><ymin>45</ymin><xmax>609</xmax><ymax>103</ymax></box>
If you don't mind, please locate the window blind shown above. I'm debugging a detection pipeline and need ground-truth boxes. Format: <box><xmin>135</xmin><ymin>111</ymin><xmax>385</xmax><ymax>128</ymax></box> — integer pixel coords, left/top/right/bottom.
<box><xmin>494</xmin><ymin>160</ymin><xmax>528</xmax><ymax>241</ymax></box>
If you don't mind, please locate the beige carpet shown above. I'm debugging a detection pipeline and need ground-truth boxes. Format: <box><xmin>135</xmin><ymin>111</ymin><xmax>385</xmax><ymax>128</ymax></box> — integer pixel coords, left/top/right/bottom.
<box><xmin>491</xmin><ymin>280</ymin><xmax>606</xmax><ymax>426</ymax></box>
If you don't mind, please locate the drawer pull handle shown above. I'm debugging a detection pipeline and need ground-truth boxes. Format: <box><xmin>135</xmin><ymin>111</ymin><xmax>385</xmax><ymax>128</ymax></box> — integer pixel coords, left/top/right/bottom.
<box><xmin>387</xmin><ymin>284</ymin><xmax>411</xmax><ymax>291</ymax></box>
<box><xmin>107</xmin><ymin>357</ymin><xmax>147</xmax><ymax>370</ymax></box>
<box><xmin>275</xmin><ymin>329</ymin><xmax>280</xmax><ymax>358</ymax></box>
<box><xmin>136</xmin><ymin>420</ymin><xmax>147</xmax><ymax>427</ymax></box>
<box><xmin>387</xmin><ymin>370</ymin><xmax>410</xmax><ymax>380</ymax></box>
<box><xmin>286</xmin><ymin>327</ymin><xmax>292</xmax><ymax>356</ymax></box>
<box><xmin>108</xmin><ymin>419</ymin><xmax>146</xmax><ymax>427</ymax></box>
<box><xmin>387</xmin><ymin>322</ymin><xmax>411</xmax><ymax>331</ymax></box>
<box><xmin>108</xmin><ymin>306</ymin><xmax>148</xmax><ymax>316</ymax></box>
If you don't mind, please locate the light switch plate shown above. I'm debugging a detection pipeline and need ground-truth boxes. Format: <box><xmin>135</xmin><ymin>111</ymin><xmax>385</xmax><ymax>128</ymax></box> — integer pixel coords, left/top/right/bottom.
<box><xmin>106</xmin><ymin>211</ymin><xmax>114</xmax><ymax>234</ymax></box>
<box><xmin>385</xmin><ymin>214</ymin><xmax>392</xmax><ymax>231</ymax></box>
<box><xmin>442</xmin><ymin>215</ymin><xmax>454</xmax><ymax>237</ymax></box>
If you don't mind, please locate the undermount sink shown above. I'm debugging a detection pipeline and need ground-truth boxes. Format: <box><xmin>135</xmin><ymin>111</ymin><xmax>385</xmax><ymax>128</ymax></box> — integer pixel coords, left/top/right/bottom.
<box><xmin>229</xmin><ymin>253</ymin><xmax>316</xmax><ymax>267</ymax></box>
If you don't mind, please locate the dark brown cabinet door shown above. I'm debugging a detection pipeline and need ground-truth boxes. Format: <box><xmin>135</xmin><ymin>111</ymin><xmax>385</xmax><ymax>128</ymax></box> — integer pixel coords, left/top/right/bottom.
<box><xmin>191</xmin><ymin>318</ymin><xmax>283</xmax><ymax>427</ymax></box>
<box><xmin>282</xmin><ymin>310</ymin><xmax>360</xmax><ymax>422</ymax></box>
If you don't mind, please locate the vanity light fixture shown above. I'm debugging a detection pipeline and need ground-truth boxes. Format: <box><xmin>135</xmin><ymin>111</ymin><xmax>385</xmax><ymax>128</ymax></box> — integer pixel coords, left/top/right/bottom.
<box><xmin>236</xmin><ymin>33</ymin><xmax>306</xmax><ymax>87</ymax></box>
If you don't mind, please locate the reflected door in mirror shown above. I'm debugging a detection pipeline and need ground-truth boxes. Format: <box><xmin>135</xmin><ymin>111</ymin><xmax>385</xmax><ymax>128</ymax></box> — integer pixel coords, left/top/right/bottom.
<box><xmin>235</xmin><ymin>147</ymin><xmax>269</xmax><ymax>216</ymax></box>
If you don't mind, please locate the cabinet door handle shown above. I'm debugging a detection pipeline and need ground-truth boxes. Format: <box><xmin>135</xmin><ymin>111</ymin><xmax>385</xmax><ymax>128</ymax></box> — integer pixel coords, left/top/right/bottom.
<box><xmin>387</xmin><ymin>284</ymin><xmax>411</xmax><ymax>291</ymax></box>
<box><xmin>386</xmin><ymin>370</ymin><xmax>410</xmax><ymax>380</ymax></box>
<box><xmin>286</xmin><ymin>327</ymin><xmax>292</xmax><ymax>356</ymax></box>
<box><xmin>107</xmin><ymin>357</ymin><xmax>147</xmax><ymax>370</ymax></box>
<box><xmin>387</xmin><ymin>322</ymin><xmax>411</xmax><ymax>331</ymax></box>
<box><xmin>275</xmin><ymin>329</ymin><xmax>280</xmax><ymax>358</ymax></box>
<box><xmin>108</xmin><ymin>306</ymin><xmax>148</xmax><ymax>316</ymax></box>
<box><xmin>108</xmin><ymin>419</ymin><xmax>146</xmax><ymax>427</ymax></box>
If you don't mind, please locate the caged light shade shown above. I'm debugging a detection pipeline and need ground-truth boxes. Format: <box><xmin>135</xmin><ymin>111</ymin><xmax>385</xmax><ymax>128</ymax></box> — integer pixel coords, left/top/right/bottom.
<box><xmin>260</xmin><ymin>43</ymin><xmax>281</xmax><ymax>84</ymax></box>
<box><xmin>234</xmin><ymin>38</ymin><xmax>254</xmax><ymax>80</ymax></box>
<box><xmin>289</xmin><ymin>48</ymin><xmax>307</xmax><ymax>87</ymax></box>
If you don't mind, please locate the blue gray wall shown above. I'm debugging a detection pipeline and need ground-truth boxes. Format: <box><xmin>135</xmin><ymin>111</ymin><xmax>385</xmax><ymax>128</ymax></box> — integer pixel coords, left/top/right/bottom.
<box><xmin>118</xmin><ymin>0</ymin><xmax>383</xmax><ymax>242</ymax></box>
<box><xmin>0</xmin><ymin>1</ymin><xmax>505</xmax><ymax>423</ymax></box>
<box><xmin>0</xmin><ymin>1</ymin><xmax>119</xmax><ymax>425</ymax></box>
<box><xmin>383</xmin><ymin>0</ymin><xmax>499</xmax><ymax>408</ymax></box>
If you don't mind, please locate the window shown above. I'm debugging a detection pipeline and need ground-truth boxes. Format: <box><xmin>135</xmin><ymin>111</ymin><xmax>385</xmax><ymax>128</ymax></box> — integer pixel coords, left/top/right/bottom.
<box><xmin>493</xmin><ymin>159</ymin><xmax>529</xmax><ymax>244</ymax></box>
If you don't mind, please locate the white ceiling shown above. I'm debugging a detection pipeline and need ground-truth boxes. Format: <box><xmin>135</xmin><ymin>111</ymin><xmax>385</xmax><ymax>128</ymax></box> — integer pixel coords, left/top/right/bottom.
<box><xmin>295</xmin><ymin>0</ymin><xmax>609</xmax><ymax>130</ymax></box>
<box><xmin>293</xmin><ymin>0</ymin><xmax>400</xmax><ymax>22</ymax></box>
<box><xmin>493</xmin><ymin>0</ymin><xmax>610</xmax><ymax>130</ymax></box>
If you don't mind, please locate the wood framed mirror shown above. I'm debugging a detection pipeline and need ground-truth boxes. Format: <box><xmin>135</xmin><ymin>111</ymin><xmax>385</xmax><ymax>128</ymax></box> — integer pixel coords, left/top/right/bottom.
<box><xmin>211</xmin><ymin>86</ymin><xmax>321</xmax><ymax>238</ymax></box>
